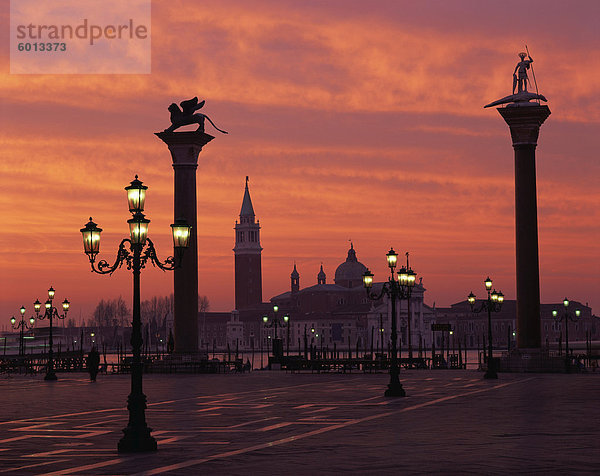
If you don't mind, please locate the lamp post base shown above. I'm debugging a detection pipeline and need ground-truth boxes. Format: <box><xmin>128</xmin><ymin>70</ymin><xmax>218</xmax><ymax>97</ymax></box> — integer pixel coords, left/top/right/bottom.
<box><xmin>483</xmin><ymin>369</ymin><xmax>498</xmax><ymax>379</ymax></box>
<box><xmin>384</xmin><ymin>382</ymin><xmax>406</xmax><ymax>397</ymax></box>
<box><xmin>44</xmin><ymin>371</ymin><xmax>58</xmax><ymax>381</ymax></box>
<box><xmin>118</xmin><ymin>425</ymin><xmax>157</xmax><ymax>453</ymax></box>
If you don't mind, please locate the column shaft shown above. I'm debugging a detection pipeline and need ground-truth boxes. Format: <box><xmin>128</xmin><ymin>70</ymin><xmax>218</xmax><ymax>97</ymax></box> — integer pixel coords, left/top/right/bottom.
<box><xmin>498</xmin><ymin>105</ymin><xmax>550</xmax><ymax>350</ymax></box>
<box><xmin>514</xmin><ymin>144</ymin><xmax>541</xmax><ymax>348</ymax></box>
<box><xmin>155</xmin><ymin>131</ymin><xmax>214</xmax><ymax>353</ymax></box>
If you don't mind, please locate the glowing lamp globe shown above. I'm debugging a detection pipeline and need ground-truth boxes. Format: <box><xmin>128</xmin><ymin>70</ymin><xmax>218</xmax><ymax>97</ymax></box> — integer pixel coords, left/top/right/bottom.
<box><xmin>386</xmin><ymin>248</ymin><xmax>398</xmax><ymax>269</ymax></box>
<box><xmin>170</xmin><ymin>219</ymin><xmax>191</xmax><ymax>248</ymax></box>
<box><xmin>406</xmin><ymin>269</ymin><xmax>417</xmax><ymax>287</ymax></box>
<box><xmin>125</xmin><ymin>175</ymin><xmax>148</xmax><ymax>214</ymax></box>
<box><xmin>362</xmin><ymin>270</ymin><xmax>374</xmax><ymax>289</ymax></box>
<box><xmin>128</xmin><ymin>213</ymin><xmax>150</xmax><ymax>244</ymax></box>
<box><xmin>80</xmin><ymin>218</ymin><xmax>102</xmax><ymax>257</ymax></box>
<box><xmin>491</xmin><ymin>290</ymin><xmax>499</xmax><ymax>302</ymax></box>
<box><xmin>398</xmin><ymin>267</ymin><xmax>408</xmax><ymax>286</ymax></box>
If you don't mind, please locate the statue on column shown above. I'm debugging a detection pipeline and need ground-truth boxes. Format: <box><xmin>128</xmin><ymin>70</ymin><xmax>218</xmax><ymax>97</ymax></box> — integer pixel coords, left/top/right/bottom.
<box><xmin>484</xmin><ymin>50</ymin><xmax>547</xmax><ymax>108</ymax></box>
<box><xmin>164</xmin><ymin>97</ymin><xmax>228</xmax><ymax>134</ymax></box>
<box><xmin>513</xmin><ymin>52</ymin><xmax>533</xmax><ymax>94</ymax></box>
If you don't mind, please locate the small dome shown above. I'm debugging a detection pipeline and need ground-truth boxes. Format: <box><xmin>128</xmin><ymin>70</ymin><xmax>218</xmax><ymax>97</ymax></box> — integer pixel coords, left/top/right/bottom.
<box><xmin>334</xmin><ymin>243</ymin><xmax>367</xmax><ymax>288</ymax></box>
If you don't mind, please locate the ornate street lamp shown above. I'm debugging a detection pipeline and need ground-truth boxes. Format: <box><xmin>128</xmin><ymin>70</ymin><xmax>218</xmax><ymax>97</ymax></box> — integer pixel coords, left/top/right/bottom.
<box><xmin>468</xmin><ymin>277</ymin><xmax>504</xmax><ymax>379</ymax></box>
<box><xmin>262</xmin><ymin>305</ymin><xmax>290</xmax><ymax>360</ymax></box>
<box><xmin>81</xmin><ymin>176</ymin><xmax>190</xmax><ymax>453</ymax></box>
<box><xmin>552</xmin><ymin>298</ymin><xmax>581</xmax><ymax>372</ymax></box>
<box><xmin>32</xmin><ymin>287</ymin><xmax>69</xmax><ymax>380</ymax></box>
<box><xmin>363</xmin><ymin>247</ymin><xmax>417</xmax><ymax>397</ymax></box>
<box><xmin>399</xmin><ymin>252</ymin><xmax>417</xmax><ymax>366</ymax></box>
<box><xmin>10</xmin><ymin>306</ymin><xmax>36</xmax><ymax>356</ymax></box>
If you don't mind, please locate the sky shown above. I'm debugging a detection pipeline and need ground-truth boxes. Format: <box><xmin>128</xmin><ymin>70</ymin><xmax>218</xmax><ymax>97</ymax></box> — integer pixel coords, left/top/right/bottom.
<box><xmin>1</xmin><ymin>0</ymin><xmax>599</xmax><ymax>326</ymax></box>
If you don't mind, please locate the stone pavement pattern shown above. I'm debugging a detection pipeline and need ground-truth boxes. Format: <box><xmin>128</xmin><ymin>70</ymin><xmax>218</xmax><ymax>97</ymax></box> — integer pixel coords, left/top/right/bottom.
<box><xmin>0</xmin><ymin>370</ymin><xmax>598</xmax><ymax>474</ymax></box>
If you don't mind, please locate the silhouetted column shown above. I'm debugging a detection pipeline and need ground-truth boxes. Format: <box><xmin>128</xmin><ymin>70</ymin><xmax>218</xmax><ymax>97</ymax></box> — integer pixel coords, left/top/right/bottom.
<box><xmin>155</xmin><ymin>131</ymin><xmax>214</xmax><ymax>353</ymax></box>
<box><xmin>498</xmin><ymin>105</ymin><xmax>550</xmax><ymax>349</ymax></box>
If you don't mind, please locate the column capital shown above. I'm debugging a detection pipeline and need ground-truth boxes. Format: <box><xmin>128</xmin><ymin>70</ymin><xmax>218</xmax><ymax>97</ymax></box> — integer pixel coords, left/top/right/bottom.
<box><xmin>155</xmin><ymin>131</ymin><xmax>214</xmax><ymax>167</ymax></box>
<box><xmin>498</xmin><ymin>105</ymin><xmax>551</xmax><ymax>147</ymax></box>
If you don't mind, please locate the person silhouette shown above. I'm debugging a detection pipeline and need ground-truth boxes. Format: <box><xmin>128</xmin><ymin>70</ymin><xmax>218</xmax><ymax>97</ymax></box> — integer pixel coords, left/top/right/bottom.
<box><xmin>87</xmin><ymin>346</ymin><xmax>100</xmax><ymax>382</ymax></box>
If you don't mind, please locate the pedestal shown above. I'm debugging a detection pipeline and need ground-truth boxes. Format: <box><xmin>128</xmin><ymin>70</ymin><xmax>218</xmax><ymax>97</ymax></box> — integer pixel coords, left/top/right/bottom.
<box><xmin>498</xmin><ymin>105</ymin><xmax>550</xmax><ymax>350</ymax></box>
<box><xmin>155</xmin><ymin>131</ymin><xmax>214</xmax><ymax>353</ymax></box>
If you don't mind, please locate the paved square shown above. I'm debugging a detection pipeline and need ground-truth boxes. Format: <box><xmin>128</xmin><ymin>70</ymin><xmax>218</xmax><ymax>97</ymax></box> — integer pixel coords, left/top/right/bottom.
<box><xmin>0</xmin><ymin>370</ymin><xmax>598</xmax><ymax>474</ymax></box>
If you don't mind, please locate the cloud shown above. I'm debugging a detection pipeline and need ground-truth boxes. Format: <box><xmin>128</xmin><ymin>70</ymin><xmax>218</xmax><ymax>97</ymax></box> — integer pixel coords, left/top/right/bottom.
<box><xmin>1</xmin><ymin>0</ymin><xmax>599</xmax><ymax>318</ymax></box>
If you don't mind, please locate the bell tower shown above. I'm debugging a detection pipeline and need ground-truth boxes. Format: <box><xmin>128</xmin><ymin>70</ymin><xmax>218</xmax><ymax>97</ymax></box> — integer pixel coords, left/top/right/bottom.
<box><xmin>317</xmin><ymin>264</ymin><xmax>326</xmax><ymax>285</ymax></box>
<box><xmin>291</xmin><ymin>264</ymin><xmax>300</xmax><ymax>293</ymax></box>
<box><xmin>234</xmin><ymin>177</ymin><xmax>262</xmax><ymax>309</ymax></box>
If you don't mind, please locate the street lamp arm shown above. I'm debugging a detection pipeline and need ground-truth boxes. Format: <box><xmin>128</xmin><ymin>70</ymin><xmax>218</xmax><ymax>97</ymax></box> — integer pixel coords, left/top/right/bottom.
<box><xmin>142</xmin><ymin>238</ymin><xmax>178</xmax><ymax>271</ymax></box>
<box><xmin>12</xmin><ymin>319</ymin><xmax>34</xmax><ymax>330</ymax></box>
<box><xmin>470</xmin><ymin>302</ymin><xmax>488</xmax><ymax>314</ymax></box>
<box><xmin>263</xmin><ymin>319</ymin><xmax>288</xmax><ymax>329</ymax></box>
<box><xmin>365</xmin><ymin>283</ymin><xmax>389</xmax><ymax>302</ymax></box>
<box><xmin>554</xmin><ymin>313</ymin><xmax>579</xmax><ymax>323</ymax></box>
<box><xmin>37</xmin><ymin>306</ymin><xmax>67</xmax><ymax>322</ymax></box>
<box><xmin>470</xmin><ymin>301</ymin><xmax>502</xmax><ymax>314</ymax></box>
<box><xmin>566</xmin><ymin>313</ymin><xmax>579</xmax><ymax>323</ymax></box>
<box><xmin>89</xmin><ymin>239</ymin><xmax>132</xmax><ymax>275</ymax></box>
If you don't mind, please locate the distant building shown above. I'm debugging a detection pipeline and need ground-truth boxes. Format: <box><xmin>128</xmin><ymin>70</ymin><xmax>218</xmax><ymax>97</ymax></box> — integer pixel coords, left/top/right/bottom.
<box><xmin>433</xmin><ymin>300</ymin><xmax>598</xmax><ymax>350</ymax></box>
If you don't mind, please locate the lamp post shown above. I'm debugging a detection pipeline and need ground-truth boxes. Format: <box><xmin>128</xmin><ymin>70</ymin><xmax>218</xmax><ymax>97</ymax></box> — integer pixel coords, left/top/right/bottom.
<box><xmin>33</xmin><ymin>287</ymin><xmax>69</xmax><ymax>380</ymax></box>
<box><xmin>467</xmin><ymin>277</ymin><xmax>504</xmax><ymax>379</ymax></box>
<box><xmin>11</xmin><ymin>306</ymin><xmax>36</xmax><ymax>356</ymax></box>
<box><xmin>552</xmin><ymin>298</ymin><xmax>580</xmax><ymax>372</ymax></box>
<box><xmin>362</xmin><ymin>248</ymin><xmax>416</xmax><ymax>397</ymax></box>
<box><xmin>81</xmin><ymin>175</ymin><xmax>190</xmax><ymax>453</ymax></box>
<box><xmin>262</xmin><ymin>305</ymin><xmax>289</xmax><ymax>361</ymax></box>
<box><xmin>400</xmin><ymin>253</ymin><xmax>417</xmax><ymax>367</ymax></box>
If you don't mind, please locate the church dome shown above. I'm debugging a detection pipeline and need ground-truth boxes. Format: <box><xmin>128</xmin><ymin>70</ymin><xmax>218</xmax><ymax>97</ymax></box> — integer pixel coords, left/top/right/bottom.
<box><xmin>334</xmin><ymin>243</ymin><xmax>367</xmax><ymax>288</ymax></box>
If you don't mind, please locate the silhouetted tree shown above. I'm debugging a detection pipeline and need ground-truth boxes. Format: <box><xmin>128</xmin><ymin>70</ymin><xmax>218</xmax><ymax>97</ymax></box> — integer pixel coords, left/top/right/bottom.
<box><xmin>141</xmin><ymin>294</ymin><xmax>173</xmax><ymax>326</ymax></box>
<box><xmin>92</xmin><ymin>296</ymin><xmax>130</xmax><ymax>327</ymax></box>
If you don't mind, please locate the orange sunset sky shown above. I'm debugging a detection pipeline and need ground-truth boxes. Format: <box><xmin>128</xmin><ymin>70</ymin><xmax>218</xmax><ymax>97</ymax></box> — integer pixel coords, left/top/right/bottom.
<box><xmin>1</xmin><ymin>0</ymin><xmax>599</xmax><ymax>326</ymax></box>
